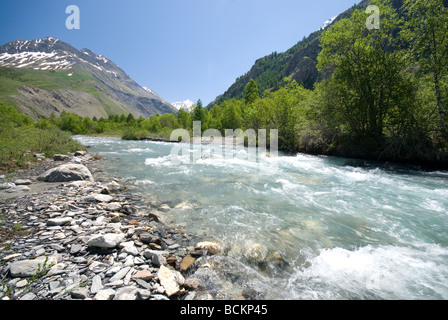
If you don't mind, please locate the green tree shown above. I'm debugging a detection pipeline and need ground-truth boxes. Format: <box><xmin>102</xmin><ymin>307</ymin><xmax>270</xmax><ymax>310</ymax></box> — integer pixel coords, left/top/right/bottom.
<box><xmin>177</xmin><ymin>108</ymin><xmax>191</xmax><ymax>129</ymax></box>
<box><xmin>126</xmin><ymin>113</ymin><xmax>135</xmax><ymax>123</ymax></box>
<box><xmin>317</xmin><ymin>0</ymin><xmax>412</xmax><ymax>141</ymax></box>
<box><xmin>402</xmin><ymin>0</ymin><xmax>448</xmax><ymax>132</ymax></box>
<box><xmin>243</xmin><ymin>79</ymin><xmax>260</xmax><ymax>105</ymax></box>
<box><xmin>192</xmin><ymin>99</ymin><xmax>207</xmax><ymax>131</ymax></box>
<box><xmin>221</xmin><ymin>99</ymin><xmax>243</xmax><ymax>130</ymax></box>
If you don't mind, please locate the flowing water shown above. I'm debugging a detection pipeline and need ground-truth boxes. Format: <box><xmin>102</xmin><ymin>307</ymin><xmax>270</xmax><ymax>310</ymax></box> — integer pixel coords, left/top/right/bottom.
<box><xmin>75</xmin><ymin>136</ymin><xmax>448</xmax><ymax>300</ymax></box>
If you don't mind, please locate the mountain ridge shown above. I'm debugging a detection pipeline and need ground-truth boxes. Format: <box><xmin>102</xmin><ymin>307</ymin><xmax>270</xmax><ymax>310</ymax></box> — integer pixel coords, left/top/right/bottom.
<box><xmin>0</xmin><ymin>37</ymin><xmax>176</xmax><ymax>119</ymax></box>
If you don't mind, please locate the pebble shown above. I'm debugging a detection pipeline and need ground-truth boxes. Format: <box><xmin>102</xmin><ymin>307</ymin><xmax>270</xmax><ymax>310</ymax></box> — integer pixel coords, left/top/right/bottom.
<box><xmin>94</xmin><ymin>288</ymin><xmax>116</xmax><ymax>300</ymax></box>
<box><xmin>14</xmin><ymin>179</ymin><xmax>32</xmax><ymax>186</ymax></box>
<box><xmin>0</xmin><ymin>151</ymin><xmax>212</xmax><ymax>301</ymax></box>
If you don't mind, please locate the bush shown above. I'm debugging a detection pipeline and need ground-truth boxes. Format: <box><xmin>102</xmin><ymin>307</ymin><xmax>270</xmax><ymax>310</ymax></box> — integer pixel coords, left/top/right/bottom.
<box><xmin>0</xmin><ymin>103</ymin><xmax>83</xmax><ymax>171</ymax></box>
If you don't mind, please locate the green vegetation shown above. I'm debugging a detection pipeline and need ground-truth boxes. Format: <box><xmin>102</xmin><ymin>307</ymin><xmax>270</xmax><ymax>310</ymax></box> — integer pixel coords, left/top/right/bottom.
<box><xmin>0</xmin><ymin>65</ymin><xmax>137</xmax><ymax>118</ymax></box>
<box><xmin>0</xmin><ymin>103</ymin><xmax>84</xmax><ymax>171</ymax></box>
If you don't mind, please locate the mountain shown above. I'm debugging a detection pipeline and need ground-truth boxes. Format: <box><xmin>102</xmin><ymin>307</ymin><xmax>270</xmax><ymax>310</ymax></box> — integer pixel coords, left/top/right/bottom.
<box><xmin>209</xmin><ymin>0</ymin><xmax>406</xmax><ymax>106</ymax></box>
<box><xmin>0</xmin><ymin>37</ymin><xmax>176</xmax><ymax>119</ymax></box>
<box><xmin>172</xmin><ymin>99</ymin><xmax>195</xmax><ymax>111</ymax></box>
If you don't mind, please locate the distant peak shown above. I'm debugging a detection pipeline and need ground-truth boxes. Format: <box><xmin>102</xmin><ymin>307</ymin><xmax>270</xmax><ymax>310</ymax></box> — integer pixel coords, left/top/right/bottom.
<box><xmin>172</xmin><ymin>99</ymin><xmax>195</xmax><ymax>111</ymax></box>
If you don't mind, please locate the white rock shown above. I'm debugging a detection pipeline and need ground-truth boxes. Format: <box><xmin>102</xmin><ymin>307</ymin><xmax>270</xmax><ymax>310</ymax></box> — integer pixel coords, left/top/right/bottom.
<box><xmin>87</xmin><ymin>233</ymin><xmax>124</xmax><ymax>248</ymax></box>
<box><xmin>157</xmin><ymin>265</ymin><xmax>185</xmax><ymax>297</ymax></box>
<box><xmin>121</xmin><ymin>245</ymin><xmax>139</xmax><ymax>256</ymax></box>
<box><xmin>113</xmin><ymin>286</ymin><xmax>139</xmax><ymax>300</ymax></box>
<box><xmin>14</xmin><ymin>179</ymin><xmax>32</xmax><ymax>185</ymax></box>
<box><xmin>47</xmin><ymin>217</ymin><xmax>72</xmax><ymax>226</ymax></box>
<box><xmin>37</xmin><ymin>163</ymin><xmax>94</xmax><ymax>182</ymax></box>
<box><xmin>9</xmin><ymin>256</ymin><xmax>58</xmax><ymax>278</ymax></box>
<box><xmin>109</xmin><ymin>267</ymin><xmax>131</xmax><ymax>282</ymax></box>
<box><xmin>6</xmin><ymin>185</ymin><xmax>30</xmax><ymax>193</ymax></box>
<box><xmin>90</xmin><ymin>275</ymin><xmax>103</xmax><ymax>294</ymax></box>
<box><xmin>0</xmin><ymin>183</ymin><xmax>15</xmax><ymax>190</ymax></box>
<box><xmin>83</xmin><ymin>193</ymin><xmax>113</xmax><ymax>203</ymax></box>
<box><xmin>94</xmin><ymin>288</ymin><xmax>116</xmax><ymax>300</ymax></box>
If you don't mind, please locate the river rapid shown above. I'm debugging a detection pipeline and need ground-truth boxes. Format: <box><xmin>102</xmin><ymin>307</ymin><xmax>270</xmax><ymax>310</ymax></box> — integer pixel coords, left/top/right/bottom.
<box><xmin>75</xmin><ymin>135</ymin><xmax>448</xmax><ymax>300</ymax></box>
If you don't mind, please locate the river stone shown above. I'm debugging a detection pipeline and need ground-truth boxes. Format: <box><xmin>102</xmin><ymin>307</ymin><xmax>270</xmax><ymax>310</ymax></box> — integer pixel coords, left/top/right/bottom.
<box><xmin>180</xmin><ymin>255</ymin><xmax>196</xmax><ymax>271</ymax></box>
<box><xmin>20</xmin><ymin>293</ymin><xmax>36</xmax><ymax>300</ymax></box>
<box><xmin>94</xmin><ymin>288</ymin><xmax>116</xmax><ymax>300</ymax></box>
<box><xmin>106</xmin><ymin>202</ymin><xmax>122</xmax><ymax>212</ymax></box>
<box><xmin>14</xmin><ymin>179</ymin><xmax>32</xmax><ymax>185</ymax></box>
<box><xmin>108</xmin><ymin>267</ymin><xmax>131</xmax><ymax>283</ymax></box>
<box><xmin>121</xmin><ymin>244</ymin><xmax>139</xmax><ymax>256</ymax></box>
<box><xmin>37</xmin><ymin>163</ymin><xmax>94</xmax><ymax>182</ymax></box>
<box><xmin>113</xmin><ymin>286</ymin><xmax>139</xmax><ymax>300</ymax></box>
<box><xmin>196</xmin><ymin>241</ymin><xmax>221</xmax><ymax>255</ymax></box>
<box><xmin>6</xmin><ymin>185</ymin><xmax>30</xmax><ymax>193</ymax></box>
<box><xmin>143</xmin><ymin>250</ymin><xmax>168</xmax><ymax>267</ymax></box>
<box><xmin>107</xmin><ymin>181</ymin><xmax>122</xmax><ymax>192</ymax></box>
<box><xmin>184</xmin><ymin>278</ymin><xmax>200</xmax><ymax>290</ymax></box>
<box><xmin>0</xmin><ymin>183</ymin><xmax>15</xmax><ymax>190</ymax></box>
<box><xmin>132</xmin><ymin>270</ymin><xmax>153</xmax><ymax>281</ymax></box>
<box><xmin>83</xmin><ymin>193</ymin><xmax>113</xmax><ymax>203</ymax></box>
<box><xmin>157</xmin><ymin>265</ymin><xmax>185</xmax><ymax>297</ymax></box>
<box><xmin>9</xmin><ymin>256</ymin><xmax>58</xmax><ymax>278</ymax></box>
<box><xmin>87</xmin><ymin>233</ymin><xmax>125</xmax><ymax>248</ymax></box>
<box><xmin>71</xmin><ymin>287</ymin><xmax>89</xmax><ymax>299</ymax></box>
<box><xmin>90</xmin><ymin>275</ymin><xmax>103</xmax><ymax>294</ymax></box>
<box><xmin>47</xmin><ymin>217</ymin><xmax>72</xmax><ymax>226</ymax></box>
<box><xmin>53</xmin><ymin>154</ymin><xmax>69</xmax><ymax>161</ymax></box>
<box><xmin>74</xmin><ymin>150</ymin><xmax>87</xmax><ymax>157</ymax></box>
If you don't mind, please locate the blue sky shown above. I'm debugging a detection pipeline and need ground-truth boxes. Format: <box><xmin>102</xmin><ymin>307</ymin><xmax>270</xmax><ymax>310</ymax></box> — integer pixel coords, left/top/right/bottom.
<box><xmin>0</xmin><ymin>0</ymin><xmax>358</xmax><ymax>105</ymax></box>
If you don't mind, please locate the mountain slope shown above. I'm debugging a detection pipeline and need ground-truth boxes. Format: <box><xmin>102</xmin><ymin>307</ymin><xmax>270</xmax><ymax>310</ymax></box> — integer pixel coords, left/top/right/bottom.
<box><xmin>0</xmin><ymin>37</ymin><xmax>176</xmax><ymax>119</ymax></box>
<box><xmin>210</xmin><ymin>0</ymin><xmax>406</xmax><ymax>106</ymax></box>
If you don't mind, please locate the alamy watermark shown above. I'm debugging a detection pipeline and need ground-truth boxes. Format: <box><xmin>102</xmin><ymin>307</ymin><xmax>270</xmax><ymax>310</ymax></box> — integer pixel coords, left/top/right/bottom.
<box><xmin>66</xmin><ymin>5</ymin><xmax>80</xmax><ymax>30</ymax></box>
<box><xmin>366</xmin><ymin>5</ymin><xmax>380</xmax><ymax>30</ymax></box>
<box><xmin>169</xmin><ymin>122</ymin><xmax>279</xmax><ymax>172</ymax></box>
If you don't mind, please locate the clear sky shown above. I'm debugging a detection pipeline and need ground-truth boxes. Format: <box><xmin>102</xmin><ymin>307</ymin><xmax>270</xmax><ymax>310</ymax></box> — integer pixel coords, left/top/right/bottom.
<box><xmin>0</xmin><ymin>0</ymin><xmax>358</xmax><ymax>105</ymax></box>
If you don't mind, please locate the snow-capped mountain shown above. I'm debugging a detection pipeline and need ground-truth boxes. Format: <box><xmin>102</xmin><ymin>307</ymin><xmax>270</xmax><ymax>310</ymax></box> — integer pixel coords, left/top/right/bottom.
<box><xmin>0</xmin><ymin>37</ymin><xmax>176</xmax><ymax>119</ymax></box>
<box><xmin>172</xmin><ymin>99</ymin><xmax>195</xmax><ymax>111</ymax></box>
<box><xmin>321</xmin><ymin>16</ymin><xmax>337</xmax><ymax>30</ymax></box>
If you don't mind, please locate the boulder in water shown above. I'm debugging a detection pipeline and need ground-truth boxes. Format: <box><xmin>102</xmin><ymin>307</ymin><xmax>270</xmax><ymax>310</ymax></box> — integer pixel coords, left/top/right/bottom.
<box><xmin>37</xmin><ymin>163</ymin><xmax>94</xmax><ymax>182</ymax></box>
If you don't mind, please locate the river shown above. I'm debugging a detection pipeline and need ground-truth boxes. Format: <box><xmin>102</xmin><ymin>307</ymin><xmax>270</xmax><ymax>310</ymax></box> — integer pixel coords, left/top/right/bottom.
<box><xmin>74</xmin><ymin>135</ymin><xmax>448</xmax><ymax>300</ymax></box>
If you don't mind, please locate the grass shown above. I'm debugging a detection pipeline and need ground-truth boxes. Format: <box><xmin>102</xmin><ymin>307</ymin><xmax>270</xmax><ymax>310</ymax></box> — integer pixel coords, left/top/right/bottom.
<box><xmin>0</xmin><ymin>126</ymin><xmax>84</xmax><ymax>172</ymax></box>
<box><xmin>0</xmin><ymin>66</ymin><xmax>133</xmax><ymax>117</ymax></box>
<box><xmin>0</xmin><ymin>103</ymin><xmax>85</xmax><ymax>172</ymax></box>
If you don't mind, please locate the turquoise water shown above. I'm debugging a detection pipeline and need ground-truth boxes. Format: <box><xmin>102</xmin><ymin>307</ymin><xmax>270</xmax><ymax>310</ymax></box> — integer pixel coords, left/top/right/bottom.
<box><xmin>75</xmin><ymin>136</ymin><xmax>448</xmax><ymax>300</ymax></box>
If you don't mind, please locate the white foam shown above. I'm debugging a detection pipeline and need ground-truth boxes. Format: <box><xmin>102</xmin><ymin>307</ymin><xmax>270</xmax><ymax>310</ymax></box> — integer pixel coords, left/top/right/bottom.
<box><xmin>287</xmin><ymin>244</ymin><xmax>448</xmax><ymax>299</ymax></box>
<box><xmin>127</xmin><ymin>148</ymin><xmax>153</xmax><ymax>153</ymax></box>
<box><xmin>134</xmin><ymin>179</ymin><xmax>155</xmax><ymax>185</ymax></box>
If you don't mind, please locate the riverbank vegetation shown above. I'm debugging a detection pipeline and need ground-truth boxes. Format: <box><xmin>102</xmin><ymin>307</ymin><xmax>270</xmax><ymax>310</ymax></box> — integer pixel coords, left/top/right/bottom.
<box><xmin>0</xmin><ymin>103</ymin><xmax>83</xmax><ymax>171</ymax></box>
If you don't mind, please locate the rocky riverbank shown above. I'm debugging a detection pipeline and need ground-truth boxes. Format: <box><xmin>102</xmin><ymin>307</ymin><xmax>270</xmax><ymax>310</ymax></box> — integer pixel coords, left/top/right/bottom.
<box><xmin>0</xmin><ymin>150</ymin><xmax>225</xmax><ymax>300</ymax></box>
